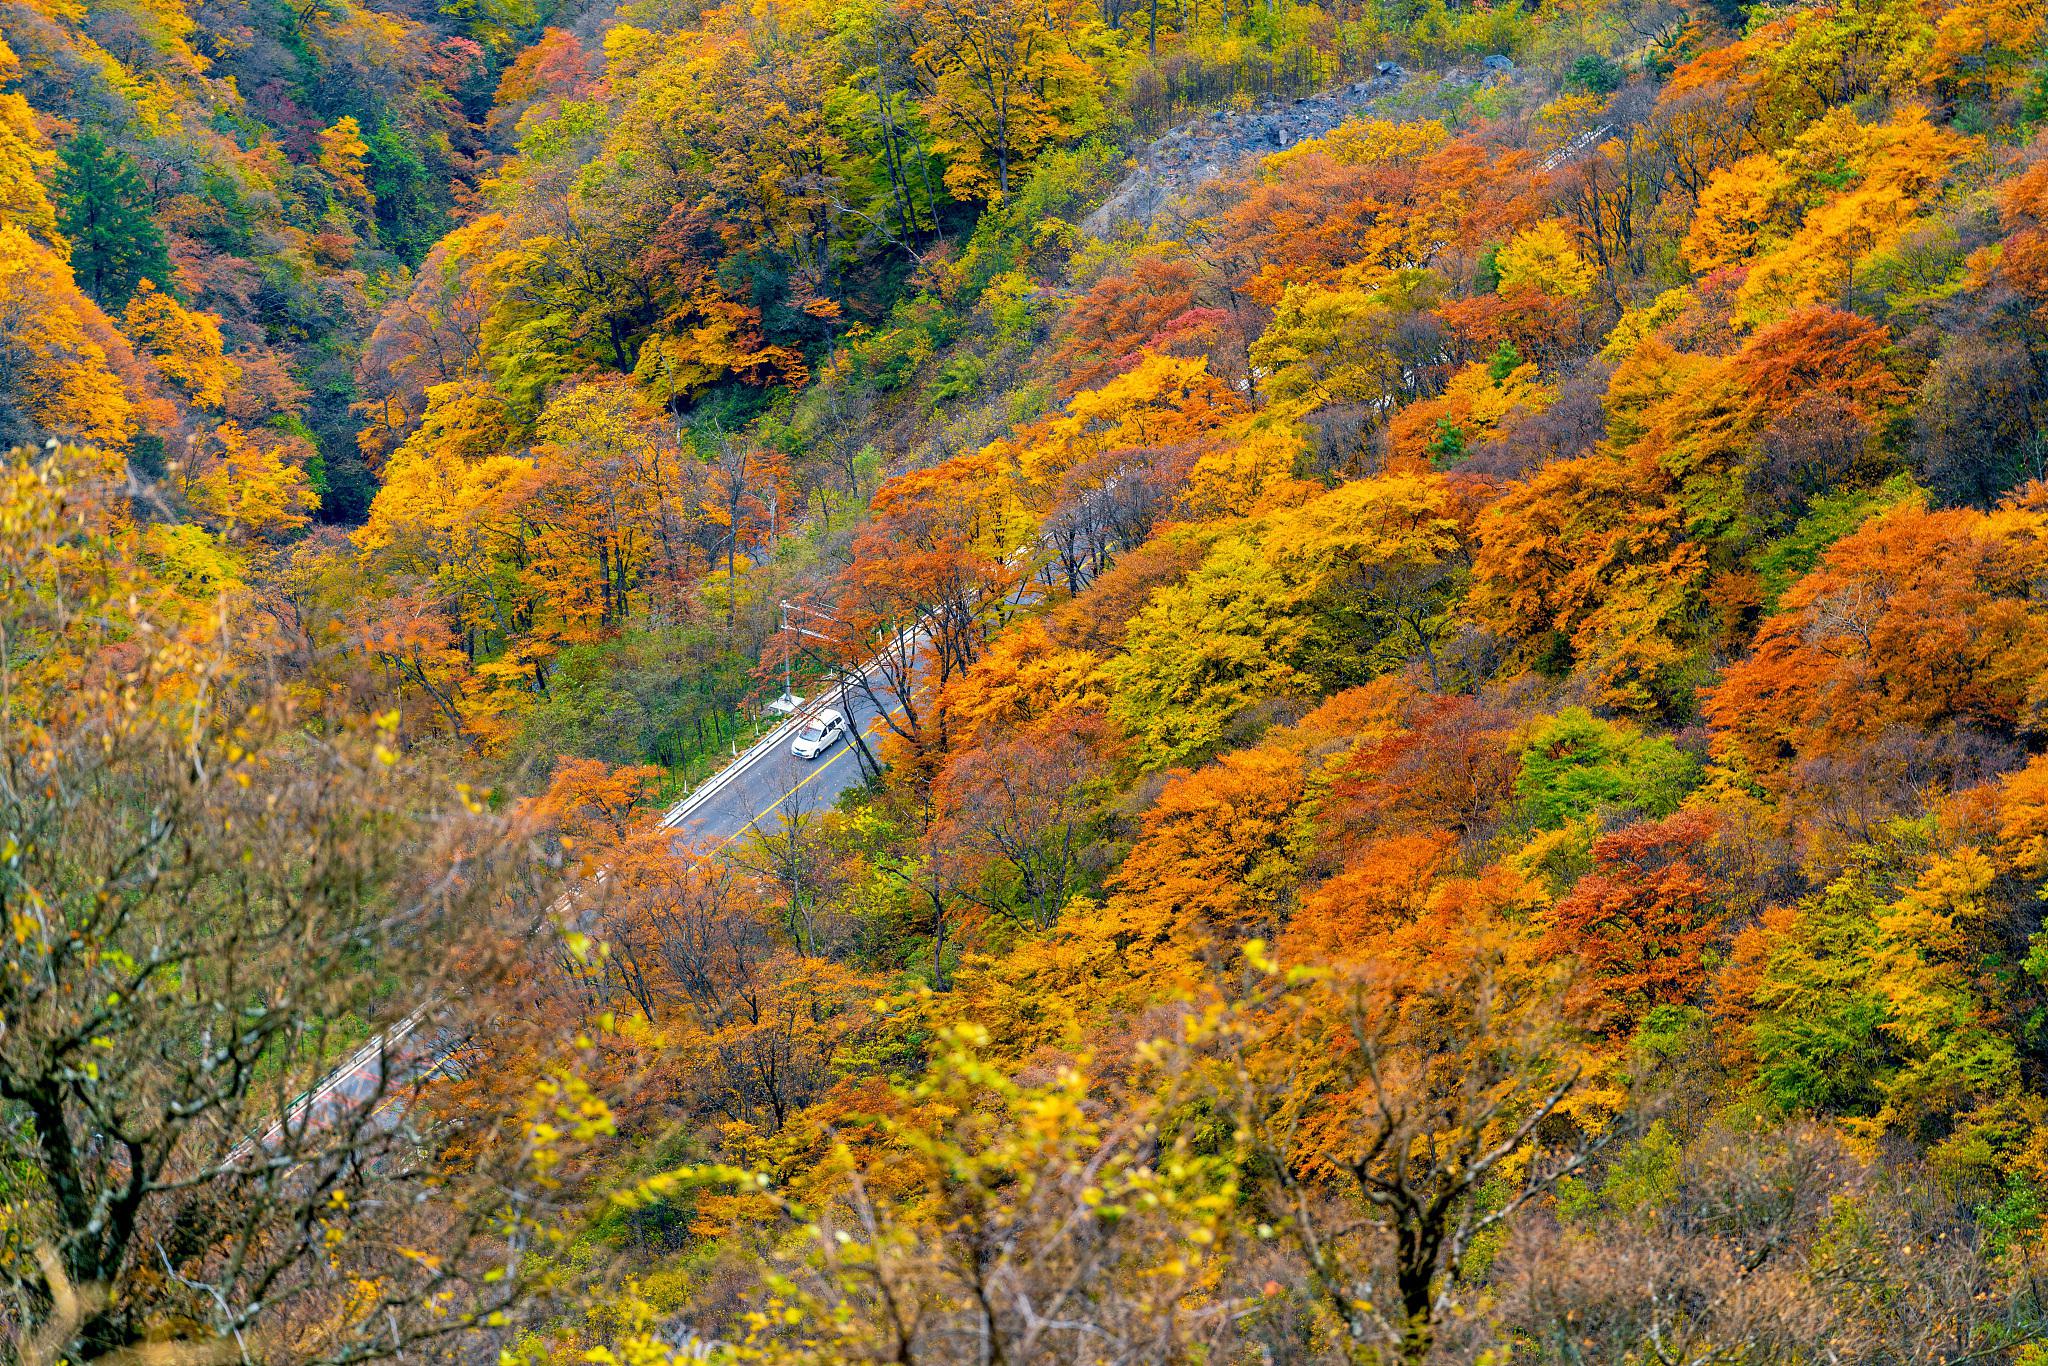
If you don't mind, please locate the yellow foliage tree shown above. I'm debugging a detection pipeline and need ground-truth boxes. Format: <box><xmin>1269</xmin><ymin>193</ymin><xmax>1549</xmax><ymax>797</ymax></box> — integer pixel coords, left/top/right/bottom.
<box><xmin>1007</xmin><ymin>351</ymin><xmax>1247</xmax><ymax>498</ymax></box>
<box><xmin>1269</xmin><ymin>115</ymin><xmax>1452</xmax><ymax>173</ymax></box>
<box><xmin>1494</xmin><ymin>219</ymin><xmax>1598</xmax><ymax>298</ymax></box>
<box><xmin>1250</xmin><ymin>278</ymin><xmax>1421</xmax><ymax>418</ymax></box>
<box><xmin>0</xmin><ymin>39</ymin><xmax>56</xmax><ymax>241</ymax></box>
<box><xmin>1929</xmin><ymin>0</ymin><xmax>2048</xmax><ymax>102</ymax></box>
<box><xmin>1263</xmin><ymin>470</ymin><xmax>1466</xmax><ymax>687</ymax></box>
<box><xmin>910</xmin><ymin>0</ymin><xmax>1106</xmax><ymax>200</ymax></box>
<box><xmin>122</xmin><ymin>280</ymin><xmax>237</xmax><ymax>410</ymax></box>
<box><xmin>1106</xmin><ymin>535</ymin><xmax>1317</xmax><ymax>766</ymax></box>
<box><xmin>1732</xmin><ymin>106</ymin><xmax>1973</xmax><ymax>323</ymax></box>
<box><xmin>0</xmin><ymin>224</ymin><xmax>134</xmax><ymax>446</ymax></box>
<box><xmin>1681</xmin><ymin>153</ymin><xmax>1796</xmax><ymax>275</ymax></box>
<box><xmin>1181</xmin><ymin>422</ymin><xmax>1317</xmax><ymax>518</ymax></box>
<box><xmin>1387</xmin><ymin>357</ymin><xmax>1553</xmax><ymax>468</ymax></box>
<box><xmin>354</xmin><ymin>377</ymin><xmax>526</xmax><ymax>572</ymax></box>
<box><xmin>139</xmin><ymin>521</ymin><xmax>244</xmax><ymax>606</ymax></box>
<box><xmin>317</xmin><ymin>115</ymin><xmax>373</xmax><ymax>210</ymax></box>
<box><xmin>186</xmin><ymin>421</ymin><xmax>317</xmax><ymax>541</ymax></box>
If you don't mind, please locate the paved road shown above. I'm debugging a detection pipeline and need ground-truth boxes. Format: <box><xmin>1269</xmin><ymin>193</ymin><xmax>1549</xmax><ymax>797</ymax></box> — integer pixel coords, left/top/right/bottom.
<box><xmin>661</xmin><ymin>670</ymin><xmax>903</xmax><ymax>852</ymax></box>
<box><xmin>671</xmin><ymin>577</ymin><xmax>1040</xmax><ymax>853</ymax></box>
<box><xmin>230</xmin><ymin>644</ymin><xmax>918</xmax><ymax>1163</ymax></box>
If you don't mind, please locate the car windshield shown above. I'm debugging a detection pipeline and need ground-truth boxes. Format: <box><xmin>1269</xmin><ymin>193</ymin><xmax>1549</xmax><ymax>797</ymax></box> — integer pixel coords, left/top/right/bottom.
<box><xmin>800</xmin><ymin>719</ymin><xmax>829</xmax><ymax>740</ymax></box>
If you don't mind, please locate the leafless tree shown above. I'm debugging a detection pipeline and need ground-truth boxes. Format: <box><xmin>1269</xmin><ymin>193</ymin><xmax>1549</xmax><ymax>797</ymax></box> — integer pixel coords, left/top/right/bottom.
<box><xmin>1223</xmin><ymin>930</ymin><xmax>1620</xmax><ymax>1364</ymax></box>
<box><xmin>929</xmin><ymin>720</ymin><xmax>1111</xmax><ymax>928</ymax></box>
<box><xmin>1490</xmin><ymin>1122</ymin><xmax>2048</xmax><ymax>1364</ymax></box>
<box><xmin>0</xmin><ymin>447</ymin><xmax>575</xmax><ymax>1365</ymax></box>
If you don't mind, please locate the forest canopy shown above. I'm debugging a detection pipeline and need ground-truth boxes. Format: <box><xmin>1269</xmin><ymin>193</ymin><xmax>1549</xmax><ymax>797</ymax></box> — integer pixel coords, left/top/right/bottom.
<box><xmin>13</xmin><ymin>0</ymin><xmax>2048</xmax><ymax>1357</ymax></box>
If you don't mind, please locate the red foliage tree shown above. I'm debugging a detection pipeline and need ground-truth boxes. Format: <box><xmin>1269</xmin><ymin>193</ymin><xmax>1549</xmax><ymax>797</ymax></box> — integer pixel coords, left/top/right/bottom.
<box><xmin>1542</xmin><ymin>810</ymin><xmax>1726</xmax><ymax>1036</ymax></box>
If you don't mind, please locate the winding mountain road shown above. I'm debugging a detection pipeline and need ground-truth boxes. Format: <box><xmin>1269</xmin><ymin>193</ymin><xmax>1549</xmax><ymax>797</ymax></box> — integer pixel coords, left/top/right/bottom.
<box><xmin>231</xmin><ymin>650</ymin><xmax>913</xmax><ymax>1163</ymax></box>
<box><xmin>244</xmin><ymin>548</ymin><xmax>1049</xmax><ymax>1161</ymax></box>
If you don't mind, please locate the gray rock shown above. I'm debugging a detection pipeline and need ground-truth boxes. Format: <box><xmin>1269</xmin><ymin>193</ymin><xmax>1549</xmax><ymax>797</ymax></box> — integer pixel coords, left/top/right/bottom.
<box><xmin>1078</xmin><ymin>66</ymin><xmax>1415</xmax><ymax>237</ymax></box>
<box><xmin>1482</xmin><ymin>53</ymin><xmax>1515</xmax><ymax>73</ymax></box>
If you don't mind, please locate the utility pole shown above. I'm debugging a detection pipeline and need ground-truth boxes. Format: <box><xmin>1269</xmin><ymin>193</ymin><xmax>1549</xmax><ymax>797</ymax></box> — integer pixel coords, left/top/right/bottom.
<box><xmin>770</xmin><ymin>600</ymin><xmax>808</xmax><ymax>716</ymax></box>
<box><xmin>780</xmin><ymin>600</ymin><xmax>884</xmax><ymax>780</ymax></box>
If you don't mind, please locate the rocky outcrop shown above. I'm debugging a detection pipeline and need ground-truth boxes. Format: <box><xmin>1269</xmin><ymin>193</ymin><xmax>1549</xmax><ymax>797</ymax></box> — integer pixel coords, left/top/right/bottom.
<box><xmin>1079</xmin><ymin>59</ymin><xmax>1519</xmax><ymax>238</ymax></box>
<box><xmin>1081</xmin><ymin>64</ymin><xmax>1414</xmax><ymax>237</ymax></box>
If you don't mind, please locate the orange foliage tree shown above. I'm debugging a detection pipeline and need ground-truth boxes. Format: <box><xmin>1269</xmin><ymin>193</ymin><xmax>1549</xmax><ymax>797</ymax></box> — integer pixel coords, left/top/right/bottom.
<box><xmin>1703</xmin><ymin>497</ymin><xmax>2048</xmax><ymax>792</ymax></box>
<box><xmin>1541</xmin><ymin>810</ymin><xmax>1728</xmax><ymax>1038</ymax></box>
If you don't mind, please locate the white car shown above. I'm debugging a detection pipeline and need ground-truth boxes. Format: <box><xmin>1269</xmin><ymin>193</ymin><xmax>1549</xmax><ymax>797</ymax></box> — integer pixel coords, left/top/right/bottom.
<box><xmin>790</xmin><ymin>709</ymin><xmax>847</xmax><ymax>760</ymax></box>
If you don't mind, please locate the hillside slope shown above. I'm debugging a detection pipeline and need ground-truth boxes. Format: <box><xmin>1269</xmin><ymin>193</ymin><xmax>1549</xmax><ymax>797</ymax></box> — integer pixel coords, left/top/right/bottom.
<box><xmin>16</xmin><ymin>0</ymin><xmax>2048</xmax><ymax>1360</ymax></box>
<box><xmin>451</xmin><ymin>2</ymin><xmax>2048</xmax><ymax>1360</ymax></box>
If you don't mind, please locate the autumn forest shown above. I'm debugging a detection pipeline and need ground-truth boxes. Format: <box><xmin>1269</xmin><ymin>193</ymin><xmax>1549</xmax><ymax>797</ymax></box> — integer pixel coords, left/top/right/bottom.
<box><xmin>9</xmin><ymin>0</ymin><xmax>2048</xmax><ymax>1356</ymax></box>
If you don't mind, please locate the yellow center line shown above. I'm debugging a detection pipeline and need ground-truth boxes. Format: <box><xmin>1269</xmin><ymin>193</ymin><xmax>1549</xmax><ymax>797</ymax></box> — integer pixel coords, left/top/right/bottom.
<box><xmin>702</xmin><ymin>717</ymin><xmax>889</xmax><ymax>854</ymax></box>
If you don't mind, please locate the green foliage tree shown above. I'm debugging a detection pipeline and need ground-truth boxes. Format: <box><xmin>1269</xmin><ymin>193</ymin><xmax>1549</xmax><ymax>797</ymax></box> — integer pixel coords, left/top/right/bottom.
<box><xmin>1514</xmin><ymin>707</ymin><xmax>1701</xmax><ymax>830</ymax></box>
<box><xmin>54</xmin><ymin>132</ymin><xmax>171</xmax><ymax>309</ymax></box>
<box><xmin>1746</xmin><ymin>858</ymin><xmax>1903</xmax><ymax>1117</ymax></box>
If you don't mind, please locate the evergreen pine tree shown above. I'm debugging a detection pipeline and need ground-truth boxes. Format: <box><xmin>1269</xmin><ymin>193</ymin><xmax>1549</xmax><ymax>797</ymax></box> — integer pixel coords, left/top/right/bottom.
<box><xmin>55</xmin><ymin>131</ymin><xmax>171</xmax><ymax>308</ymax></box>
